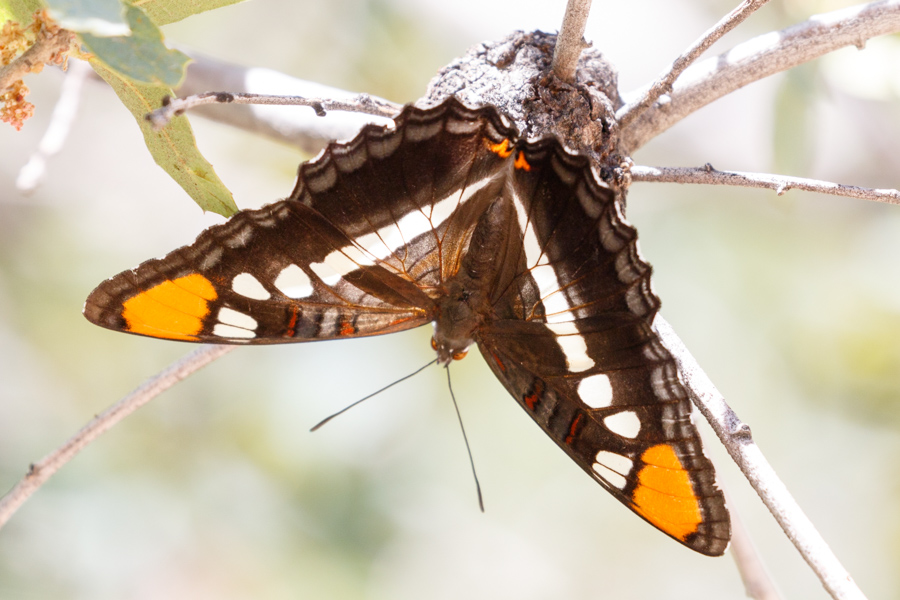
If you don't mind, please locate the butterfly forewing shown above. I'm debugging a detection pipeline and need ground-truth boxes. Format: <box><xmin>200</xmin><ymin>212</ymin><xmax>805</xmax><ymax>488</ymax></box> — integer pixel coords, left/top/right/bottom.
<box><xmin>84</xmin><ymin>98</ymin><xmax>730</xmax><ymax>555</ymax></box>
<box><xmin>84</xmin><ymin>101</ymin><xmax>513</xmax><ymax>344</ymax></box>
<box><xmin>293</xmin><ymin>102</ymin><xmax>513</xmax><ymax>292</ymax></box>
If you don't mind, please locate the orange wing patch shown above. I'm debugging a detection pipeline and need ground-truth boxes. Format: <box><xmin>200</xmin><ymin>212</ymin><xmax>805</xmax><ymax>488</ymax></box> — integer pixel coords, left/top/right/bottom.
<box><xmin>632</xmin><ymin>444</ymin><xmax>703</xmax><ymax>541</ymax></box>
<box><xmin>487</xmin><ymin>138</ymin><xmax>514</xmax><ymax>158</ymax></box>
<box><xmin>513</xmin><ymin>151</ymin><xmax>531</xmax><ymax>171</ymax></box>
<box><xmin>121</xmin><ymin>274</ymin><xmax>217</xmax><ymax>341</ymax></box>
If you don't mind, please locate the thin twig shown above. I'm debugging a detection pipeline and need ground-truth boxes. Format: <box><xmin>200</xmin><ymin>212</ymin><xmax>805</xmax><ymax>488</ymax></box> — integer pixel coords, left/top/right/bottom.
<box><xmin>77</xmin><ymin>52</ymin><xmax>395</xmax><ymax>152</ymax></box>
<box><xmin>617</xmin><ymin>0</ymin><xmax>771</xmax><ymax>130</ymax></box>
<box><xmin>551</xmin><ymin>0</ymin><xmax>593</xmax><ymax>83</ymax></box>
<box><xmin>146</xmin><ymin>90</ymin><xmax>402</xmax><ymax>130</ymax></box>
<box><xmin>142</xmin><ymin>4</ymin><xmax>896</xmax><ymax>156</ymax></box>
<box><xmin>620</xmin><ymin>0</ymin><xmax>900</xmax><ymax>153</ymax></box>
<box><xmin>728</xmin><ymin>491</ymin><xmax>783</xmax><ymax>600</ymax></box>
<box><xmin>0</xmin><ymin>344</ymin><xmax>234</xmax><ymax>530</ymax></box>
<box><xmin>631</xmin><ymin>164</ymin><xmax>900</xmax><ymax>205</ymax></box>
<box><xmin>654</xmin><ymin>316</ymin><xmax>867</xmax><ymax>600</ymax></box>
<box><xmin>174</xmin><ymin>53</ymin><xmax>395</xmax><ymax>153</ymax></box>
<box><xmin>16</xmin><ymin>58</ymin><xmax>89</xmax><ymax>192</ymax></box>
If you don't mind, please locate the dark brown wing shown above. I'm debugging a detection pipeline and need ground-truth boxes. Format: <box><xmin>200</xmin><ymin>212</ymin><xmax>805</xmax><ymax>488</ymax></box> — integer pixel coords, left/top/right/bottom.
<box><xmin>476</xmin><ymin>140</ymin><xmax>731</xmax><ymax>555</ymax></box>
<box><xmin>84</xmin><ymin>100</ymin><xmax>514</xmax><ymax>344</ymax></box>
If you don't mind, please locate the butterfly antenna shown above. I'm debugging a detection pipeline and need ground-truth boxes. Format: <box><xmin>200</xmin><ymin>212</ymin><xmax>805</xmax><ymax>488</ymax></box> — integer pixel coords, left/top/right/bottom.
<box><xmin>310</xmin><ymin>358</ymin><xmax>438</xmax><ymax>432</ymax></box>
<box><xmin>446</xmin><ymin>365</ymin><xmax>485</xmax><ymax>512</ymax></box>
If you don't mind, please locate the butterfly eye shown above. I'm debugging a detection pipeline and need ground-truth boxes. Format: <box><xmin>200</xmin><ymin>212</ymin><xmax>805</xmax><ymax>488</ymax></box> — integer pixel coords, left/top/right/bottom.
<box><xmin>430</xmin><ymin>338</ymin><xmax>438</xmax><ymax>350</ymax></box>
<box><xmin>452</xmin><ymin>350</ymin><xmax>468</xmax><ymax>361</ymax></box>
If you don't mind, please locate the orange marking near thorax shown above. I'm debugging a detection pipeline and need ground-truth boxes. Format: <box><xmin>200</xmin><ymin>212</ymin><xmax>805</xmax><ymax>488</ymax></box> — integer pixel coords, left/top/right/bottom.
<box><xmin>487</xmin><ymin>138</ymin><xmax>513</xmax><ymax>158</ymax></box>
<box><xmin>121</xmin><ymin>274</ymin><xmax>217</xmax><ymax>341</ymax></box>
<box><xmin>513</xmin><ymin>151</ymin><xmax>531</xmax><ymax>171</ymax></box>
<box><xmin>632</xmin><ymin>444</ymin><xmax>703</xmax><ymax>541</ymax></box>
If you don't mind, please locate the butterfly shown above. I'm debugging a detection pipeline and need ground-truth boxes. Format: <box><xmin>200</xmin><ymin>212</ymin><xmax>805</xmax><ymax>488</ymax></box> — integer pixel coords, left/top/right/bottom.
<box><xmin>84</xmin><ymin>97</ymin><xmax>731</xmax><ymax>556</ymax></box>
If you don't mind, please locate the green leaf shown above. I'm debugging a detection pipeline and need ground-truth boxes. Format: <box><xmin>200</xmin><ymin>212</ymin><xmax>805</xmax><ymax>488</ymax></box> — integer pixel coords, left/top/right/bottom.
<box><xmin>90</xmin><ymin>58</ymin><xmax>238</xmax><ymax>217</ymax></box>
<box><xmin>132</xmin><ymin>0</ymin><xmax>247</xmax><ymax>26</ymax></box>
<box><xmin>1</xmin><ymin>0</ymin><xmax>44</xmax><ymax>25</ymax></box>
<box><xmin>80</xmin><ymin>3</ymin><xmax>189</xmax><ymax>87</ymax></box>
<box><xmin>46</xmin><ymin>0</ymin><xmax>130</xmax><ymax>36</ymax></box>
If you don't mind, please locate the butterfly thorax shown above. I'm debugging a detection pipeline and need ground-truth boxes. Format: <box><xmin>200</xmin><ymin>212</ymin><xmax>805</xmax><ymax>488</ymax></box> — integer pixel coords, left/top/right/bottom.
<box><xmin>430</xmin><ymin>193</ymin><xmax>515</xmax><ymax>364</ymax></box>
<box><xmin>431</xmin><ymin>277</ymin><xmax>490</xmax><ymax>365</ymax></box>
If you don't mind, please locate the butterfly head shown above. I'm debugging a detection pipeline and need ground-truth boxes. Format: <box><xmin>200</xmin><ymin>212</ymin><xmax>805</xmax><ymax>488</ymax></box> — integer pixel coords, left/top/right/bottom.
<box><xmin>430</xmin><ymin>336</ymin><xmax>470</xmax><ymax>365</ymax></box>
<box><xmin>431</xmin><ymin>283</ymin><xmax>483</xmax><ymax>366</ymax></box>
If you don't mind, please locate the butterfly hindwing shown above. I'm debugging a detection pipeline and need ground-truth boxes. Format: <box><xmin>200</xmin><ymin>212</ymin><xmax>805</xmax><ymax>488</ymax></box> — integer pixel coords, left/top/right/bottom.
<box><xmin>474</xmin><ymin>137</ymin><xmax>730</xmax><ymax>555</ymax></box>
<box><xmin>480</xmin><ymin>335</ymin><xmax>730</xmax><ymax>556</ymax></box>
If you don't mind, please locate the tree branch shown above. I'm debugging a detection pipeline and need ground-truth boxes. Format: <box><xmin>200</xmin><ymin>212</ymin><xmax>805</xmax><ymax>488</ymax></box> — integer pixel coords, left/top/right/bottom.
<box><xmin>146</xmin><ymin>89</ymin><xmax>401</xmax><ymax>130</ymax></box>
<box><xmin>551</xmin><ymin>0</ymin><xmax>593</xmax><ymax>83</ymax></box>
<box><xmin>620</xmin><ymin>0</ymin><xmax>900</xmax><ymax>153</ymax></box>
<box><xmin>631</xmin><ymin>164</ymin><xmax>900</xmax><ymax>205</ymax></box>
<box><xmin>0</xmin><ymin>345</ymin><xmax>234</xmax><ymax>530</ymax></box>
<box><xmin>728</xmin><ymin>493</ymin><xmax>783</xmax><ymax>600</ymax></box>
<box><xmin>617</xmin><ymin>0</ymin><xmax>771</xmax><ymax>130</ymax></box>
<box><xmin>173</xmin><ymin>52</ymin><xmax>398</xmax><ymax>153</ymax></box>
<box><xmin>654</xmin><ymin>316</ymin><xmax>867</xmax><ymax>600</ymax></box>
<box><xmin>141</xmin><ymin>2</ymin><xmax>896</xmax><ymax>159</ymax></box>
<box><xmin>0</xmin><ymin>19</ymin><xmax>75</xmax><ymax>93</ymax></box>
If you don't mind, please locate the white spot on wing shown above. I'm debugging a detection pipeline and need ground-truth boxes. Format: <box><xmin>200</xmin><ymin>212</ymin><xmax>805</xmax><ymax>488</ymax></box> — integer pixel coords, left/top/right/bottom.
<box><xmin>430</xmin><ymin>175</ymin><xmax>494</xmax><ymax>227</ymax></box>
<box><xmin>319</xmin><ymin>176</ymin><xmax>495</xmax><ymax>271</ymax></box>
<box><xmin>604</xmin><ymin>411</ymin><xmax>641</xmax><ymax>439</ymax></box>
<box><xmin>218</xmin><ymin>307</ymin><xmax>258</xmax><ymax>330</ymax></box>
<box><xmin>592</xmin><ymin>450</ymin><xmax>633</xmax><ymax>490</ymax></box>
<box><xmin>547</xmin><ymin>321</ymin><xmax>595</xmax><ymax>373</ymax></box>
<box><xmin>310</xmin><ymin>251</ymin><xmax>358</xmax><ymax>285</ymax></box>
<box><xmin>577</xmin><ymin>374</ymin><xmax>613</xmax><ymax>408</ymax></box>
<box><xmin>592</xmin><ymin>465</ymin><xmax>626</xmax><ymax>489</ymax></box>
<box><xmin>337</xmin><ymin>243</ymin><xmax>376</xmax><ymax>268</ymax></box>
<box><xmin>213</xmin><ymin>323</ymin><xmax>256</xmax><ymax>339</ymax></box>
<box><xmin>595</xmin><ymin>451</ymin><xmax>633</xmax><ymax>475</ymax></box>
<box><xmin>232</xmin><ymin>273</ymin><xmax>271</xmax><ymax>300</ymax></box>
<box><xmin>530</xmin><ymin>265</ymin><xmax>560</xmax><ymax>298</ymax></box>
<box><xmin>510</xmin><ymin>184</ymin><xmax>595</xmax><ymax>373</ymax></box>
<box><xmin>354</xmin><ymin>229</ymin><xmax>401</xmax><ymax>262</ymax></box>
<box><xmin>274</xmin><ymin>264</ymin><xmax>314</xmax><ymax>298</ymax></box>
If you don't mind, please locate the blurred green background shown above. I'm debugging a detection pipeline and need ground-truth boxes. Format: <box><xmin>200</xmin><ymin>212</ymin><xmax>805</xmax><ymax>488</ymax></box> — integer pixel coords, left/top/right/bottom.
<box><xmin>1</xmin><ymin>0</ymin><xmax>899</xmax><ymax>598</ymax></box>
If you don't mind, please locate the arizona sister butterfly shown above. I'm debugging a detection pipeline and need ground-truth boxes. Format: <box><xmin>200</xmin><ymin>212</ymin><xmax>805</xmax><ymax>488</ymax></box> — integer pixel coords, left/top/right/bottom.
<box><xmin>84</xmin><ymin>98</ymin><xmax>730</xmax><ymax>555</ymax></box>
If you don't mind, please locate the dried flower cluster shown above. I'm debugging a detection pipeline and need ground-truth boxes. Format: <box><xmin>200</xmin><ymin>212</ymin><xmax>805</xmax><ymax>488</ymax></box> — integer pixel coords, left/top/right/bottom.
<box><xmin>0</xmin><ymin>10</ymin><xmax>73</xmax><ymax>130</ymax></box>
